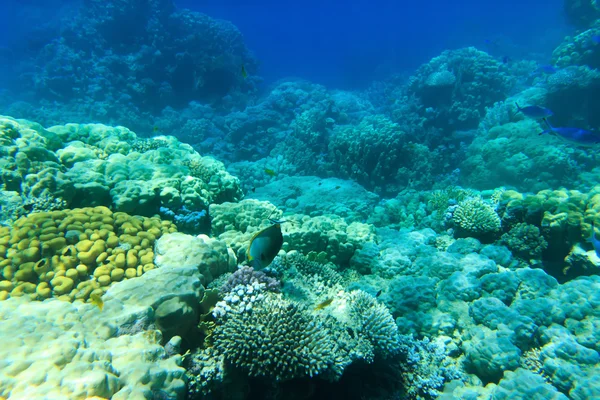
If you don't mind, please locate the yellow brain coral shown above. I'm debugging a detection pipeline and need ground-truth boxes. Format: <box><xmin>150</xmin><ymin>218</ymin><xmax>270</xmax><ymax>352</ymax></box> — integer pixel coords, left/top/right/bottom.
<box><xmin>0</xmin><ymin>206</ymin><xmax>176</xmax><ymax>303</ymax></box>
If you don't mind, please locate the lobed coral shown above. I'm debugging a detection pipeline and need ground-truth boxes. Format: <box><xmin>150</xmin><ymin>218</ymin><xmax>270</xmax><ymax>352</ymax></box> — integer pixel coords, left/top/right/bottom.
<box><xmin>0</xmin><ymin>206</ymin><xmax>176</xmax><ymax>302</ymax></box>
<box><xmin>0</xmin><ymin>116</ymin><xmax>242</xmax><ymax>217</ymax></box>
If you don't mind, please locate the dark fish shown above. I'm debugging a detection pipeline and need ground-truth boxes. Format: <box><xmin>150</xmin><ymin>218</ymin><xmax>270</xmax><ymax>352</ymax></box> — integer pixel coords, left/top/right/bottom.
<box><xmin>264</xmin><ymin>168</ymin><xmax>276</xmax><ymax>177</ymax></box>
<box><xmin>241</xmin><ymin>65</ymin><xmax>248</xmax><ymax>79</ymax></box>
<box><xmin>591</xmin><ymin>222</ymin><xmax>600</xmax><ymax>257</ymax></box>
<box><xmin>540</xmin><ymin>118</ymin><xmax>600</xmax><ymax>146</ymax></box>
<box><xmin>335</xmin><ymin>186</ymin><xmax>341</xmax><ymax>190</ymax></box>
<box><xmin>314</xmin><ymin>297</ymin><xmax>334</xmax><ymax>310</ymax></box>
<box><xmin>515</xmin><ymin>102</ymin><xmax>554</xmax><ymax>119</ymax></box>
<box><xmin>268</xmin><ymin>218</ymin><xmax>286</xmax><ymax>224</ymax></box>
<box><xmin>153</xmin><ymin>126</ymin><xmax>159</xmax><ymax>132</ymax></box>
<box><xmin>247</xmin><ymin>223</ymin><xmax>283</xmax><ymax>270</ymax></box>
<box><xmin>375</xmin><ymin>289</ymin><xmax>382</xmax><ymax>297</ymax></box>
<box><xmin>318</xmin><ymin>182</ymin><xmax>322</xmax><ymax>186</ymax></box>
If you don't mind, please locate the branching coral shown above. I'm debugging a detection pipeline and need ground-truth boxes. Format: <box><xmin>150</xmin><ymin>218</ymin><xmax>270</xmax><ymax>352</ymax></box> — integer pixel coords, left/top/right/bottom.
<box><xmin>212</xmin><ymin>293</ymin><xmax>347</xmax><ymax>381</ymax></box>
<box><xmin>452</xmin><ymin>197</ymin><xmax>501</xmax><ymax>237</ymax></box>
<box><xmin>347</xmin><ymin>290</ymin><xmax>401</xmax><ymax>357</ymax></box>
<box><xmin>397</xmin><ymin>336</ymin><xmax>464</xmax><ymax>399</ymax></box>
<box><xmin>220</xmin><ymin>266</ymin><xmax>281</xmax><ymax>294</ymax></box>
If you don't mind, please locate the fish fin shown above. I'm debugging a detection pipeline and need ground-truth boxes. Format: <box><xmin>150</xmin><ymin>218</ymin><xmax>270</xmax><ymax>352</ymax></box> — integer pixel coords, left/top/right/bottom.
<box><xmin>542</xmin><ymin>118</ymin><xmax>553</xmax><ymax>131</ymax></box>
<box><xmin>514</xmin><ymin>102</ymin><xmax>521</xmax><ymax>112</ymax></box>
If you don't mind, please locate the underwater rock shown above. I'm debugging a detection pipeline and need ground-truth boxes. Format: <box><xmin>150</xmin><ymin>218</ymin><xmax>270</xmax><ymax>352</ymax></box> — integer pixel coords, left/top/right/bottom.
<box><xmin>0</xmin><ymin>297</ymin><xmax>186</xmax><ymax>399</ymax></box>
<box><xmin>154</xmin><ymin>232</ymin><xmax>237</xmax><ymax>285</ymax></box>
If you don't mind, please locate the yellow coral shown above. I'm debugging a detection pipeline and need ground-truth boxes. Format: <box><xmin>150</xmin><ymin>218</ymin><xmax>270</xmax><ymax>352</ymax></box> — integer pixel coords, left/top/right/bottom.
<box><xmin>0</xmin><ymin>206</ymin><xmax>176</xmax><ymax>303</ymax></box>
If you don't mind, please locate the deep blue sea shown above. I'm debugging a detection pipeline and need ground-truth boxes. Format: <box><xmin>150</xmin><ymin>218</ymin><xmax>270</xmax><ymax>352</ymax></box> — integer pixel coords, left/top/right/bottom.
<box><xmin>0</xmin><ymin>1</ymin><xmax>599</xmax><ymax>399</ymax></box>
<box><xmin>1</xmin><ymin>0</ymin><xmax>569</xmax><ymax>88</ymax></box>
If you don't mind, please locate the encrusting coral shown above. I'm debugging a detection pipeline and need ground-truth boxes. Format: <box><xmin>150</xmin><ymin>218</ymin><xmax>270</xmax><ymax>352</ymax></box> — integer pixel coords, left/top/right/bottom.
<box><xmin>0</xmin><ymin>206</ymin><xmax>176</xmax><ymax>302</ymax></box>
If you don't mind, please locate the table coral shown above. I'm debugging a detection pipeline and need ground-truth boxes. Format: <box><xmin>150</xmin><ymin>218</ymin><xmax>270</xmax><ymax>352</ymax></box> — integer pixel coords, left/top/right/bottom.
<box><xmin>0</xmin><ymin>206</ymin><xmax>176</xmax><ymax>303</ymax></box>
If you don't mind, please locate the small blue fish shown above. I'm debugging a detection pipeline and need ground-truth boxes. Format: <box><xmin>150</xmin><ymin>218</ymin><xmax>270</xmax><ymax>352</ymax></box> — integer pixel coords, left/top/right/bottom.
<box><xmin>591</xmin><ymin>223</ymin><xmax>600</xmax><ymax>257</ymax></box>
<box><xmin>537</xmin><ymin>64</ymin><xmax>557</xmax><ymax>74</ymax></box>
<box><xmin>540</xmin><ymin>118</ymin><xmax>600</xmax><ymax>146</ymax></box>
<box><xmin>515</xmin><ymin>102</ymin><xmax>554</xmax><ymax>119</ymax></box>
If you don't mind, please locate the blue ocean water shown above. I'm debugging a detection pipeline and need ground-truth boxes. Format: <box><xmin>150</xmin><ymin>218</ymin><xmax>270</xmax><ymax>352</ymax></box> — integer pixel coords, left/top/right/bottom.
<box><xmin>0</xmin><ymin>0</ymin><xmax>600</xmax><ymax>399</ymax></box>
<box><xmin>180</xmin><ymin>0</ymin><xmax>569</xmax><ymax>87</ymax></box>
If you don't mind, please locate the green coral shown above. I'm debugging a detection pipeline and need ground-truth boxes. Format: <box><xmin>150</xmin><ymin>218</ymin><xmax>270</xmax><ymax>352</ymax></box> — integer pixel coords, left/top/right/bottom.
<box><xmin>347</xmin><ymin>290</ymin><xmax>400</xmax><ymax>357</ymax></box>
<box><xmin>328</xmin><ymin>114</ymin><xmax>436</xmax><ymax>193</ymax></box>
<box><xmin>212</xmin><ymin>293</ymin><xmax>346</xmax><ymax>381</ymax></box>
<box><xmin>501</xmin><ymin>223</ymin><xmax>548</xmax><ymax>260</ymax></box>
<box><xmin>427</xmin><ymin>186</ymin><xmax>477</xmax><ymax>217</ymax></box>
<box><xmin>452</xmin><ymin>197</ymin><xmax>501</xmax><ymax>236</ymax></box>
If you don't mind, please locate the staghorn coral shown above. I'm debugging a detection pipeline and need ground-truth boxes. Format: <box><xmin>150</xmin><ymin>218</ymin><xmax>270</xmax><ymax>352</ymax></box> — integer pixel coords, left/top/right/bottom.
<box><xmin>452</xmin><ymin>197</ymin><xmax>501</xmax><ymax>237</ymax></box>
<box><xmin>272</xmin><ymin>251</ymin><xmax>344</xmax><ymax>287</ymax></box>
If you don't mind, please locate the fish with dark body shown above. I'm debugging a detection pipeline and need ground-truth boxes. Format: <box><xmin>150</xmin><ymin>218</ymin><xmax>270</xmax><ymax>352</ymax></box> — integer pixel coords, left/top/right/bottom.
<box><xmin>540</xmin><ymin>118</ymin><xmax>600</xmax><ymax>146</ymax></box>
<box><xmin>247</xmin><ymin>223</ymin><xmax>284</xmax><ymax>269</ymax></box>
<box><xmin>515</xmin><ymin>102</ymin><xmax>553</xmax><ymax>119</ymax></box>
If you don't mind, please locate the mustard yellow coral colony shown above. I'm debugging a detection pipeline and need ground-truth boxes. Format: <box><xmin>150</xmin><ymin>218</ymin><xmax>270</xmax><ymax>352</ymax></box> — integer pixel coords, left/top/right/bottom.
<box><xmin>0</xmin><ymin>206</ymin><xmax>176</xmax><ymax>302</ymax></box>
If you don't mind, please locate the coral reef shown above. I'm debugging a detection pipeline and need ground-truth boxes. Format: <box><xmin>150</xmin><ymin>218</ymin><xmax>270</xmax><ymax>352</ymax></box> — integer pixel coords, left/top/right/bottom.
<box><xmin>405</xmin><ymin>47</ymin><xmax>514</xmax><ymax>131</ymax></box>
<box><xmin>212</xmin><ymin>293</ymin><xmax>347</xmax><ymax>381</ymax></box>
<box><xmin>0</xmin><ymin>206</ymin><xmax>175</xmax><ymax>302</ymax></box>
<box><xmin>0</xmin><ymin>297</ymin><xmax>187</xmax><ymax>399</ymax></box>
<box><xmin>4</xmin><ymin>0</ymin><xmax>257</xmax><ymax>131</ymax></box>
<box><xmin>154</xmin><ymin>232</ymin><xmax>237</xmax><ymax>285</ymax></box>
<box><xmin>0</xmin><ymin>116</ymin><xmax>242</xmax><ymax>216</ymax></box>
<box><xmin>220</xmin><ymin>265</ymin><xmax>281</xmax><ymax>294</ymax></box>
<box><xmin>328</xmin><ymin>114</ymin><xmax>440</xmax><ymax>193</ymax></box>
<box><xmin>451</xmin><ymin>197</ymin><xmax>502</xmax><ymax>238</ymax></box>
